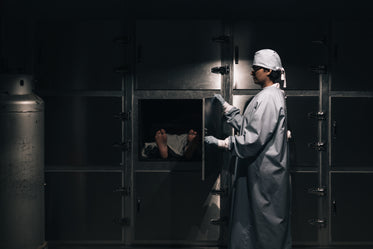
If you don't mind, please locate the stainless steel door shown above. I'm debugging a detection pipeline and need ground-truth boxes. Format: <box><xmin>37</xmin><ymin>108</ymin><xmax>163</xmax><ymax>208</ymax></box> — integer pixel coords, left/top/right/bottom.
<box><xmin>133</xmin><ymin>97</ymin><xmax>223</xmax><ymax>245</ymax></box>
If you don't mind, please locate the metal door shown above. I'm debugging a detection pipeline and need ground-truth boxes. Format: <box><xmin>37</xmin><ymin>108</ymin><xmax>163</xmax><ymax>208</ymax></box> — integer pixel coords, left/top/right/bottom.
<box><xmin>135</xmin><ymin>20</ymin><xmax>223</xmax><ymax>90</ymax></box>
<box><xmin>329</xmin><ymin>18</ymin><xmax>373</xmax><ymax>246</ymax></box>
<box><xmin>38</xmin><ymin>19</ymin><xmax>129</xmax><ymax>246</ymax></box>
<box><xmin>132</xmin><ymin>97</ymin><xmax>223</xmax><ymax>245</ymax></box>
<box><xmin>132</xmin><ymin>19</ymin><xmax>228</xmax><ymax>245</ymax></box>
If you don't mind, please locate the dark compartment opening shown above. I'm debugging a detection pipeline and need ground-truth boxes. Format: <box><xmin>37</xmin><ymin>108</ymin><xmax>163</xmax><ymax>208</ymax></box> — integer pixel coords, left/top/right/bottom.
<box><xmin>139</xmin><ymin>99</ymin><xmax>202</xmax><ymax>161</ymax></box>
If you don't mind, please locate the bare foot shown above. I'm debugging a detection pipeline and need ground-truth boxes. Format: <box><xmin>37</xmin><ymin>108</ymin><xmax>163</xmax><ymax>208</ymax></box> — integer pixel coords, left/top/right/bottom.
<box><xmin>187</xmin><ymin>129</ymin><xmax>197</xmax><ymax>143</ymax></box>
<box><xmin>155</xmin><ymin>129</ymin><xmax>168</xmax><ymax>159</ymax></box>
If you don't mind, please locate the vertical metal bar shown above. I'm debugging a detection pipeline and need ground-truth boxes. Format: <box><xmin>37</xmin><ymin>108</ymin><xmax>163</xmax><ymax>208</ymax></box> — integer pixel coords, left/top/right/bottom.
<box><xmin>121</xmin><ymin>61</ymin><xmax>126</xmax><ymax>244</ymax></box>
<box><xmin>125</xmin><ymin>17</ymin><xmax>136</xmax><ymax>246</ymax></box>
<box><xmin>220</xmin><ymin>20</ymin><xmax>234</xmax><ymax>246</ymax></box>
<box><xmin>317</xmin><ymin>71</ymin><xmax>324</xmax><ymax>245</ymax></box>
<box><xmin>326</xmin><ymin>20</ymin><xmax>335</xmax><ymax>245</ymax></box>
<box><xmin>202</xmin><ymin>98</ymin><xmax>206</xmax><ymax>181</ymax></box>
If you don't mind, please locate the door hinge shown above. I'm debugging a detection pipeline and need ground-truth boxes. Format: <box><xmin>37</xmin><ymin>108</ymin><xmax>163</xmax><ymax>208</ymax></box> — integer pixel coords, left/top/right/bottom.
<box><xmin>113</xmin><ymin>217</ymin><xmax>130</xmax><ymax>226</ymax></box>
<box><xmin>210</xmin><ymin>217</ymin><xmax>228</xmax><ymax>226</ymax></box>
<box><xmin>114</xmin><ymin>111</ymin><xmax>131</xmax><ymax>121</ymax></box>
<box><xmin>112</xmin><ymin>140</ymin><xmax>131</xmax><ymax>151</ymax></box>
<box><xmin>211</xmin><ymin>65</ymin><xmax>230</xmax><ymax>75</ymax></box>
<box><xmin>308</xmin><ymin>111</ymin><xmax>327</xmax><ymax>120</ymax></box>
<box><xmin>308</xmin><ymin>187</ymin><xmax>327</xmax><ymax>196</ymax></box>
<box><xmin>212</xmin><ymin>35</ymin><xmax>230</xmax><ymax>43</ymax></box>
<box><xmin>308</xmin><ymin>141</ymin><xmax>326</xmax><ymax>151</ymax></box>
<box><xmin>113</xmin><ymin>186</ymin><xmax>131</xmax><ymax>196</ymax></box>
<box><xmin>308</xmin><ymin>218</ymin><xmax>327</xmax><ymax>228</ymax></box>
<box><xmin>211</xmin><ymin>188</ymin><xmax>228</xmax><ymax>196</ymax></box>
<box><xmin>310</xmin><ymin>65</ymin><xmax>327</xmax><ymax>74</ymax></box>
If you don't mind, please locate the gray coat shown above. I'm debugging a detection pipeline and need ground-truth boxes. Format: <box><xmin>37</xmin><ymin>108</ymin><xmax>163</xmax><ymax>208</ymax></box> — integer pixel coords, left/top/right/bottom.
<box><xmin>226</xmin><ymin>84</ymin><xmax>292</xmax><ymax>249</ymax></box>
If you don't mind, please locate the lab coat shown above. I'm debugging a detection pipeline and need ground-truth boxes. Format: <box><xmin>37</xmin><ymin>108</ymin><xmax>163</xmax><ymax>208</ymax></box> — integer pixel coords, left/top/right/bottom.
<box><xmin>225</xmin><ymin>84</ymin><xmax>292</xmax><ymax>249</ymax></box>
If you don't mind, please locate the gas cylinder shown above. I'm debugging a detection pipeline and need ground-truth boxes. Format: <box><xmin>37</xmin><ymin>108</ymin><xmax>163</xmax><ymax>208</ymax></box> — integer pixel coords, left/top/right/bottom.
<box><xmin>0</xmin><ymin>74</ymin><xmax>46</xmax><ymax>249</ymax></box>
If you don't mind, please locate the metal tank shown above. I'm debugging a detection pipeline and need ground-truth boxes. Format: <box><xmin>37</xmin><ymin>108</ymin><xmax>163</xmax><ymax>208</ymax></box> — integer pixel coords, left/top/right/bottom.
<box><xmin>0</xmin><ymin>75</ymin><xmax>46</xmax><ymax>249</ymax></box>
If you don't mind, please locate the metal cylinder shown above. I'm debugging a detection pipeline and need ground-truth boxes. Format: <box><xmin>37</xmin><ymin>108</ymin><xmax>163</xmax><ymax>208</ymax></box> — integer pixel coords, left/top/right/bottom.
<box><xmin>0</xmin><ymin>74</ymin><xmax>45</xmax><ymax>249</ymax></box>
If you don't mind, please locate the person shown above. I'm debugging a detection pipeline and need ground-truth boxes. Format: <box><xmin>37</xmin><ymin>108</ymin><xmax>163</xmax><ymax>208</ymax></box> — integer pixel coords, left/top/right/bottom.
<box><xmin>205</xmin><ymin>49</ymin><xmax>291</xmax><ymax>249</ymax></box>
<box><xmin>141</xmin><ymin>128</ymin><xmax>201</xmax><ymax>160</ymax></box>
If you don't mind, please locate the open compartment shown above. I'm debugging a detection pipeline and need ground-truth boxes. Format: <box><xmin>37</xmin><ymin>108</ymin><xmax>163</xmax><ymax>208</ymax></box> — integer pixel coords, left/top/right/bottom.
<box><xmin>138</xmin><ymin>99</ymin><xmax>203</xmax><ymax>161</ymax></box>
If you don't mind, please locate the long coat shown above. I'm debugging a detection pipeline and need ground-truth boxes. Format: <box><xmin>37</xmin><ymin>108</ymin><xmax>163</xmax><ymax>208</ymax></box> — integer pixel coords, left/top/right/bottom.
<box><xmin>225</xmin><ymin>84</ymin><xmax>292</xmax><ymax>249</ymax></box>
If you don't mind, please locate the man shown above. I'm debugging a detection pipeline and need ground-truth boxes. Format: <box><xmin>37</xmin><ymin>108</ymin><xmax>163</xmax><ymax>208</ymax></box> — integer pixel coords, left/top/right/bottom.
<box><xmin>205</xmin><ymin>49</ymin><xmax>291</xmax><ymax>249</ymax></box>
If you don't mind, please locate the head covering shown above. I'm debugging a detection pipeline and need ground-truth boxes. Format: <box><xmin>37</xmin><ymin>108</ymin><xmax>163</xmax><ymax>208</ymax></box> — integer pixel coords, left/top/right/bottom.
<box><xmin>253</xmin><ymin>49</ymin><xmax>287</xmax><ymax>88</ymax></box>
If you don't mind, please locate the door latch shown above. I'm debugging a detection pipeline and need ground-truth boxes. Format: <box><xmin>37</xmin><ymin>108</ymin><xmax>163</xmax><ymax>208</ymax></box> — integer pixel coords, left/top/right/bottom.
<box><xmin>308</xmin><ymin>111</ymin><xmax>327</xmax><ymax>120</ymax></box>
<box><xmin>308</xmin><ymin>218</ymin><xmax>327</xmax><ymax>228</ymax></box>
<box><xmin>113</xmin><ymin>186</ymin><xmax>131</xmax><ymax>196</ymax></box>
<box><xmin>211</xmin><ymin>65</ymin><xmax>230</xmax><ymax>75</ymax></box>
<box><xmin>212</xmin><ymin>35</ymin><xmax>230</xmax><ymax>43</ymax></box>
<box><xmin>310</xmin><ymin>65</ymin><xmax>327</xmax><ymax>74</ymax></box>
<box><xmin>308</xmin><ymin>187</ymin><xmax>327</xmax><ymax>196</ymax></box>
<box><xmin>113</xmin><ymin>217</ymin><xmax>130</xmax><ymax>226</ymax></box>
<box><xmin>308</xmin><ymin>141</ymin><xmax>326</xmax><ymax>151</ymax></box>
<box><xmin>114</xmin><ymin>111</ymin><xmax>131</xmax><ymax>121</ymax></box>
<box><xmin>114</xmin><ymin>66</ymin><xmax>129</xmax><ymax>74</ymax></box>
<box><xmin>112</xmin><ymin>140</ymin><xmax>131</xmax><ymax>151</ymax></box>
<box><xmin>113</xmin><ymin>36</ymin><xmax>130</xmax><ymax>45</ymax></box>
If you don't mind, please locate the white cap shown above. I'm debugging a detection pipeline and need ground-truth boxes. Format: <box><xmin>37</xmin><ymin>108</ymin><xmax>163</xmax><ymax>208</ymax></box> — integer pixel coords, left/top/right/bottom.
<box><xmin>253</xmin><ymin>49</ymin><xmax>287</xmax><ymax>88</ymax></box>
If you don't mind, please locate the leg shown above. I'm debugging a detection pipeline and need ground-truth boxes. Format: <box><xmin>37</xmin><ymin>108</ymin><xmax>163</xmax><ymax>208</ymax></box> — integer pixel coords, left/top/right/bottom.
<box><xmin>155</xmin><ymin>129</ymin><xmax>168</xmax><ymax>159</ymax></box>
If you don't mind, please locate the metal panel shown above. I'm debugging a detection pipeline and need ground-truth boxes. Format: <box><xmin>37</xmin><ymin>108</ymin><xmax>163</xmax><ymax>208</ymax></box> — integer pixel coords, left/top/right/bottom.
<box><xmin>135</xmin><ymin>20</ymin><xmax>222</xmax><ymax>90</ymax></box>
<box><xmin>45</xmin><ymin>172</ymin><xmax>122</xmax><ymax>241</ymax></box>
<box><xmin>44</xmin><ymin>96</ymin><xmax>121</xmax><ymax>167</ymax></box>
<box><xmin>232</xmin><ymin>95</ymin><xmax>255</xmax><ymax>117</ymax></box>
<box><xmin>331</xmin><ymin>97</ymin><xmax>373</xmax><ymax>168</ymax></box>
<box><xmin>332</xmin><ymin>20</ymin><xmax>373</xmax><ymax>91</ymax></box>
<box><xmin>331</xmin><ymin>173</ymin><xmax>373</xmax><ymax>242</ymax></box>
<box><xmin>291</xmin><ymin>172</ymin><xmax>318</xmax><ymax>244</ymax></box>
<box><xmin>233</xmin><ymin>20</ymin><xmax>327</xmax><ymax>90</ymax></box>
<box><xmin>134</xmin><ymin>171</ymin><xmax>220</xmax><ymax>242</ymax></box>
<box><xmin>36</xmin><ymin>20</ymin><xmax>124</xmax><ymax>91</ymax></box>
<box><xmin>287</xmin><ymin>96</ymin><xmax>319</xmax><ymax>168</ymax></box>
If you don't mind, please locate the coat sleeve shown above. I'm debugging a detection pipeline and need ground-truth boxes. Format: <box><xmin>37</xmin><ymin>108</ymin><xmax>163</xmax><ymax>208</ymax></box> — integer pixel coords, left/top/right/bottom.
<box><xmin>225</xmin><ymin>106</ymin><xmax>243</xmax><ymax>132</ymax></box>
<box><xmin>228</xmin><ymin>95</ymin><xmax>281</xmax><ymax>159</ymax></box>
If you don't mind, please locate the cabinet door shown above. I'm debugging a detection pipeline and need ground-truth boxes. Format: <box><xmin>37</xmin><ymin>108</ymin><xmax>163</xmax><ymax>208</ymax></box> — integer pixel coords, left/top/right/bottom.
<box><xmin>332</xmin><ymin>20</ymin><xmax>373</xmax><ymax>91</ymax></box>
<box><xmin>45</xmin><ymin>172</ymin><xmax>122</xmax><ymax>241</ymax></box>
<box><xmin>36</xmin><ymin>20</ymin><xmax>124</xmax><ymax>91</ymax></box>
<box><xmin>233</xmin><ymin>20</ymin><xmax>327</xmax><ymax>90</ymax></box>
<box><xmin>136</xmin><ymin>20</ymin><xmax>222</xmax><ymax>90</ymax></box>
<box><xmin>135</xmin><ymin>171</ymin><xmax>220</xmax><ymax>242</ymax></box>
<box><xmin>331</xmin><ymin>173</ymin><xmax>373</xmax><ymax>243</ymax></box>
<box><xmin>331</xmin><ymin>97</ymin><xmax>373</xmax><ymax>168</ymax></box>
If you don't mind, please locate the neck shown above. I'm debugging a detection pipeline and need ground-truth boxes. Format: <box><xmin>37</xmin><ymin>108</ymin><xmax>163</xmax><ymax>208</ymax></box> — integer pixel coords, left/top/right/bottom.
<box><xmin>261</xmin><ymin>81</ymin><xmax>274</xmax><ymax>88</ymax></box>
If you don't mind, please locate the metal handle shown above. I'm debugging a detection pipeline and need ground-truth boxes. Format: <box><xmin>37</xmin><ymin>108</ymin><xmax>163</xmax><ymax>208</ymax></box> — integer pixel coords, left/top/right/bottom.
<box><xmin>332</xmin><ymin>120</ymin><xmax>337</xmax><ymax>139</ymax></box>
<box><xmin>137</xmin><ymin>199</ymin><xmax>141</xmax><ymax>213</ymax></box>
<box><xmin>332</xmin><ymin>200</ymin><xmax>337</xmax><ymax>216</ymax></box>
<box><xmin>235</xmin><ymin>46</ymin><xmax>239</xmax><ymax>64</ymax></box>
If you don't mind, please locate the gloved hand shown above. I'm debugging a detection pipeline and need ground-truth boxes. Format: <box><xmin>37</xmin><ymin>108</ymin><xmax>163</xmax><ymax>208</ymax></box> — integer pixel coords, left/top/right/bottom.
<box><xmin>204</xmin><ymin>136</ymin><xmax>219</xmax><ymax>146</ymax></box>
<box><xmin>214</xmin><ymin>94</ymin><xmax>233</xmax><ymax>113</ymax></box>
<box><xmin>204</xmin><ymin>136</ymin><xmax>230</xmax><ymax>149</ymax></box>
<box><xmin>214</xmin><ymin>94</ymin><xmax>226</xmax><ymax>106</ymax></box>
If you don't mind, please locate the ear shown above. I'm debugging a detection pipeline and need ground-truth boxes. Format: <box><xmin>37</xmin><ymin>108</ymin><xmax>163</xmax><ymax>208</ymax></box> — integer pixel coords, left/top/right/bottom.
<box><xmin>265</xmin><ymin>69</ymin><xmax>272</xmax><ymax>76</ymax></box>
